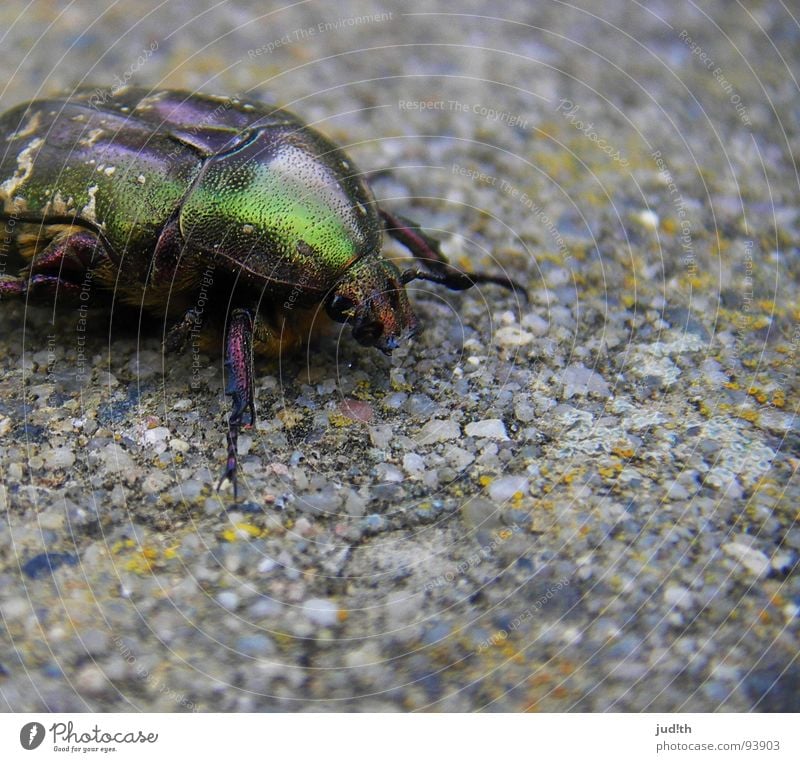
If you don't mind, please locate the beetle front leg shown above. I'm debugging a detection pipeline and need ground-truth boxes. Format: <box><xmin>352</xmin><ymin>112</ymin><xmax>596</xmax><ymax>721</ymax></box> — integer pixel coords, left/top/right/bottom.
<box><xmin>380</xmin><ymin>208</ymin><xmax>527</xmax><ymax>299</ymax></box>
<box><xmin>1</xmin><ymin>229</ymin><xmax>108</xmax><ymax>302</ymax></box>
<box><xmin>0</xmin><ymin>273</ymin><xmax>84</xmax><ymax>300</ymax></box>
<box><xmin>27</xmin><ymin>229</ymin><xmax>104</xmax><ymax>274</ymax></box>
<box><xmin>218</xmin><ymin>308</ymin><xmax>256</xmax><ymax>497</ymax></box>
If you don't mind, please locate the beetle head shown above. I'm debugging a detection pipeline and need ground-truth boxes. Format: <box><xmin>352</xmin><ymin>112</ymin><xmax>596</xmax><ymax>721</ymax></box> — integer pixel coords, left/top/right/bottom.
<box><xmin>326</xmin><ymin>255</ymin><xmax>419</xmax><ymax>355</ymax></box>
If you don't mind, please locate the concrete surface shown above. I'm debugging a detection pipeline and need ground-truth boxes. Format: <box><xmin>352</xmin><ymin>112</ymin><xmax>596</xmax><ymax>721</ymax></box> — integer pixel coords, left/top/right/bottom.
<box><xmin>0</xmin><ymin>0</ymin><xmax>798</xmax><ymax>711</ymax></box>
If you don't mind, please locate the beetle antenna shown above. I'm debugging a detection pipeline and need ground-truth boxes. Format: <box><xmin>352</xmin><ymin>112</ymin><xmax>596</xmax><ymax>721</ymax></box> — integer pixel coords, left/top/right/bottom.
<box><xmin>400</xmin><ymin>268</ymin><xmax>528</xmax><ymax>301</ymax></box>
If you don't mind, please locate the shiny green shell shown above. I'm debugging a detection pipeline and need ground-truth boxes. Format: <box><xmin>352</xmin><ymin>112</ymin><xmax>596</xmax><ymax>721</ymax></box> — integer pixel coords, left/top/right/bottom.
<box><xmin>0</xmin><ymin>87</ymin><xmax>381</xmax><ymax>296</ymax></box>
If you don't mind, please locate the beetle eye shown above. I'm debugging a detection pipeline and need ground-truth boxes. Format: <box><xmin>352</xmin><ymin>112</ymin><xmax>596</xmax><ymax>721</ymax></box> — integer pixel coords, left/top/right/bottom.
<box><xmin>326</xmin><ymin>294</ymin><xmax>356</xmax><ymax>323</ymax></box>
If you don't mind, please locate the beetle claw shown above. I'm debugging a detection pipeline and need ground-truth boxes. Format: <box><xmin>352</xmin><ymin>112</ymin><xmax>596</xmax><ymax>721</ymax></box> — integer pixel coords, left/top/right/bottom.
<box><xmin>217</xmin><ymin>439</ymin><xmax>239</xmax><ymax>498</ymax></box>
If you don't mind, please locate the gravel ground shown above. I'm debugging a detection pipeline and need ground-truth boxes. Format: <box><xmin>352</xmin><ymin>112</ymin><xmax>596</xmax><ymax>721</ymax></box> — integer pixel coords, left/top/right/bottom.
<box><xmin>0</xmin><ymin>0</ymin><xmax>798</xmax><ymax>712</ymax></box>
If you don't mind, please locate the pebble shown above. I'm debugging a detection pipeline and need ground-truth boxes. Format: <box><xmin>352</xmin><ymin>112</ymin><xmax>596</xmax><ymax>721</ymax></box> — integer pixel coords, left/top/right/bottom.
<box><xmin>376</xmin><ymin>464</ymin><xmax>403</xmax><ymax>483</ymax></box>
<box><xmin>465</xmin><ymin>418</ymin><xmax>508</xmax><ymax>440</ymax></box>
<box><xmin>344</xmin><ymin>642</ymin><xmax>381</xmax><ymax>669</ymax></box>
<box><xmin>235</xmin><ymin>634</ymin><xmax>276</xmax><ymax>657</ymax></box>
<box><xmin>634</xmin><ymin>209</ymin><xmax>660</xmax><ymax>230</ymax></box>
<box><xmin>403</xmin><ymin>394</ymin><xmax>437</xmax><ymax>417</ymax></box>
<box><xmin>513</xmin><ymin>398</ymin><xmax>536</xmax><ymax>423</ymax></box>
<box><xmin>2</xmin><ymin>597</ymin><xmax>31</xmax><ymax>620</ymax></box>
<box><xmin>75</xmin><ymin>665</ymin><xmax>109</xmax><ymax>696</ymax></box>
<box><xmin>384</xmin><ymin>590</ymin><xmax>420</xmax><ymax>627</ymax></box>
<box><xmin>142</xmin><ymin>471</ymin><xmax>172</xmax><ymax>494</ymax></box>
<box><xmin>302</xmin><ymin>598</ymin><xmax>340</xmax><ymax>627</ymax></box>
<box><xmin>299</xmin><ymin>490</ymin><xmax>342</xmax><ymax>514</ymax></box>
<box><xmin>663</xmin><ymin>584</ymin><xmax>694</xmax><ymax>609</ymax></box>
<box><xmin>562</xmin><ymin>363</ymin><xmax>611</xmax><ymax>398</ymax></box>
<box><xmin>294</xmin><ymin>517</ymin><xmax>313</xmax><ymax>536</ymax></box>
<box><xmin>382</xmin><ymin>392</ymin><xmax>407</xmax><ymax>410</ymax></box>
<box><xmin>770</xmin><ymin>551</ymin><xmax>794</xmax><ymax>573</ymax></box>
<box><xmin>344</xmin><ymin>490</ymin><xmax>367</xmax><ymax>517</ymax></box>
<box><xmin>0</xmin><ymin>5</ymin><xmax>795</xmax><ymax>716</ymax></box>
<box><xmin>368</xmin><ymin>424</ymin><xmax>393</xmax><ymax>451</ymax></box>
<box><xmin>417</xmin><ymin>418</ymin><xmax>460</xmax><ymax>444</ymax></box>
<box><xmin>175</xmin><ymin>479</ymin><xmax>203</xmax><ymax>500</ymax></box>
<box><xmin>403</xmin><ymin>453</ymin><xmax>425</xmax><ymax>475</ymax></box>
<box><xmin>445</xmin><ymin>446</ymin><xmax>475</xmax><ymax>469</ymax></box>
<box><xmin>339</xmin><ymin>398</ymin><xmax>373</xmax><ymax>422</ymax></box>
<box><xmin>257</xmin><ymin>557</ymin><xmax>277</xmax><ymax>574</ymax></box>
<box><xmin>101</xmin><ymin>443</ymin><xmax>136</xmax><ymax>474</ymax></box>
<box><xmin>82</xmin><ymin>628</ymin><xmax>111</xmax><ymax>655</ymax></box>
<box><xmin>142</xmin><ymin>426</ymin><xmax>170</xmax><ymax>448</ymax></box>
<box><xmin>22</xmin><ymin>552</ymin><xmax>78</xmax><ymax>579</ymax></box>
<box><xmin>37</xmin><ymin>509</ymin><xmax>66</xmax><ymax>531</ymax></box>
<box><xmin>361</xmin><ymin>514</ymin><xmax>387</xmax><ymax>534</ymax></box>
<box><xmin>170</xmin><ymin>438</ymin><xmax>190</xmax><ymax>452</ymax></box>
<box><xmin>521</xmin><ymin>313</ymin><xmax>549</xmax><ymax>335</ymax></box>
<box><xmin>461</xmin><ymin>498</ymin><xmax>503</xmax><ymax>529</ymax></box>
<box><xmin>487</xmin><ymin>476</ymin><xmax>529</xmax><ymax>502</ymax></box>
<box><xmin>722</xmin><ymin>541</ymin><xmax>770</xmax><ymax>578</ymax></box>
<box><xmin>494</xmin><ymin>325</ymin><xmax>534</xmax><ymax>347</ymax></box>
<box><xmin>216</xmin><ymin>591</ymin><xmax>240</xmax><ymax>610</ymax></box>
<box><xmin>248</xmin><ymin>598</ymin><xmax>283</xmax><ymax>618</ymax></box>
<box><xmin>42</xmin><ymin>446</ymin><xmax>76</xmax><ymax>470</ymax></box>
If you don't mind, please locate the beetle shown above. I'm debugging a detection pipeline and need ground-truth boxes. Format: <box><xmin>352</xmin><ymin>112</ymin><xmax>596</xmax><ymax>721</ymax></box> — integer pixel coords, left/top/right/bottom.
<box><xmin>0</xmin><ymin>87</ymin><xmax>525</xmax><ymax>495</ymax></box>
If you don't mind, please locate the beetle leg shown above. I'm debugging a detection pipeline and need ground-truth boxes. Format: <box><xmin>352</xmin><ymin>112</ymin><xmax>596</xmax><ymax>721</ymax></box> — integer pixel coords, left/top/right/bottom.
<box><xmin>1</xmin><ymin>229</ymin><xmax>111</xmax><ymax>304</ymax></box>
<box><xmin>27</xmin><ymin>229</ymin><xmax>103</xmax><ymax>274</ymax></box>
<box><xmin>164</xmin><ymin>308</ymin><xmax>202</xmax><ymax>352</ymax></box>
<box><xmin>149</xmin><ymin>216</ymin><xmax>184</xmax><ymax>285</ymax></box>
<box><xmin>0</xmin><ymin>273</ymin><xmax>84</xmax><ymax>300</ymax></box>
<box><xmin>217</xmin><ymin>308</ymin><xmax>256</xmax><ymax>498</ymax></box>
<box><xmin>0</xmin><ymin>275</ymin><xmax>27</xmax><ymax>298</ymax></box>
<box><xmin>380</xmin><ymin>208</ymin><xmax>527</xmax><ymax>299</ymax></box>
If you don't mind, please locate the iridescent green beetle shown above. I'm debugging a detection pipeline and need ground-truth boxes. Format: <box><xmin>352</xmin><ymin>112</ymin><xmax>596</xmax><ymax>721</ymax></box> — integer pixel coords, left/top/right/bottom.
<box><xmin>0</xmin><ymin>88</ymin><xmax>525</xmax><ymax>494</ymax></box>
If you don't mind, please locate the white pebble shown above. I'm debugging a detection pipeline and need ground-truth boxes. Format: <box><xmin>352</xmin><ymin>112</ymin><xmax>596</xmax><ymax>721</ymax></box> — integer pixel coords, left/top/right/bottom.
<box><xmin>102</xmin><ymin>443</ymin><xmax>135</xmax><ymax>473</ymax></box>
<box><xmin>494</xmin><ymin>325</ymin><xmax>534</xmax><ymax>347</ymax></box>
<box><xmin>465</xmin><ymin>418</ymin><xmax>508</xmax><ymax>440</ymax></box>
<box><xmin>634</xmin><ymin>209</ymin><xmax>659</xmax><ymax>230</ymax></box>
<box><xmin>75</xmin><ymin>665</ymin><xmax>109</xmax><ymax>696</ymax></box>
<box><xmin>562</xmin><ymin>363</ymin><xmax>611</xmax><ymax>399</ymax></box>
<box><xmin>142</xmin><ymin>426</ymin><xmax>170</xmax><ymax>448</ymax></box>
<box><xmin>722</xmin><ymin>541</ymin><xmax>770</xmax><ymax>578</ymax></box>
<box><xmin>217</xmin><ymin>591</ymin><xmax>240</xmax><ymax>610</ymax></box>
<box><xmin>663</xmin><ymin>584</ymin><xmax>694</xmax><ymax>609</ymax></box>
<box><xmin>445</xmin><ymin>446</ymin><xmax>475</xmax><ymax>469</ymax></box>
<box><xmin>403</xmin><ymin>453</ymin><xmax>425</xmax><ymax>474</ymax></box>
<box><xmin>522</xmin><ymin>313</ymin><xmax>549</xmax><ymax>335</ymax></box>
<box><xmin>43</xmin><ymin>446</ymin><xmax>76</xmax><ymax>470</ymax></box>
<box><xmin>369</xmin><ymin>424</ymin><xmax>393</xmax><ymax>451</ymax></box>
<box><xmin>417</xmin><ymin>419</ymin><xmax>460</xmax><ymax>445</ymax></box>
<box><xmin>487</xmin><ymin>475</ymin><xmax>529</xmax><ymax>502</ymax></box>
<box><xmin>258</xmin><ymin>557</ymin><xmax>277</xmax><ymax>574</ymax></box>
<box><xmin>302</xmin><ymin>598</ymin><xmax>339</xmax><ymax>627</ymax></box>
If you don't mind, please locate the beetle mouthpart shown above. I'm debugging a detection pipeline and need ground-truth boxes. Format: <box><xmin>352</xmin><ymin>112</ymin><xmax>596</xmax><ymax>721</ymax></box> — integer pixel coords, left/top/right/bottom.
<box><xmin>352</xmin><ymin>319</ymin><xmax>384</xmax><ymax>347</ymax></box>
<box><xmin>381</xmin><ymin>336</ymin><xmax>400</xmax><ymax>355</ymax></box>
